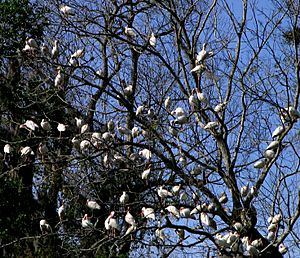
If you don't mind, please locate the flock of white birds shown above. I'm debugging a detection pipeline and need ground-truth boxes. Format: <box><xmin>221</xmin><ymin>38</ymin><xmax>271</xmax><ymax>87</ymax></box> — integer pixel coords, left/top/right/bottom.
<box><xmin>12</xmin><ymin>4</ymin><xmax>296</xmax><ymax>256</ymax></box>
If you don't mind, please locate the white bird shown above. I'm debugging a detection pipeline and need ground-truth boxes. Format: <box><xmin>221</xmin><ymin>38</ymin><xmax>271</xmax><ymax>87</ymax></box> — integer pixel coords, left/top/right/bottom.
<box><xmin>40</xmin><ymin>219</ymin><xmax>52</xmax><ymax>234</ymax></box>
<box><xmin>174</xmin><ymin>115</ymin><xmax>188</xmax><ymax>125</ymax></box>
<box><xmin>264</xmin><ymin>149</ymin><xmax>275</xmax><ymax>159</ymax></box>
<box><xmin>164</xmin><ymin>96</ymin><xmax>171</xmax><ymax>111</ymax></box>
<box><xmin>51</xmin><ymin>40</ymin><xmax>59</xmax><ymax>59</ymax></box>
<box><xmin>155</xmin><ymin>225</ymin><xmax>166</xmax><ymax>241</ymax></box>
<box><xmin>278</xmin><ymin>243</ymin><xmax>287</xmax><ymax>254</ymax></box>
<box><xmin>20</xmin><ymin>120</ymin><xmax>39</xmax><ymax>132</ymax></box>
<box><xmin>200</xmin><ymin>212</ymin><xmax>210</xmax><ymax>226</ymax></box>
<box><xmin>204</xmin><ymin>121</ymin><xmax>218</xmax><ymax>130</ymax></box>
<box><xmin>60</xmin><ymin>5</ymin><xmax>74</xmax><ymax>16</ymax></box>
<box><xmin>20</xmin><ymin>146</ymin><xmax>34</xmax><ymax>157</ymax></box>
<box><xmin>124</xmin><ymin>224</ymin><xmax>137</xmax><ymax>238</ymax></box>
<box><xmin>196</xmin><ymin>43</ymin><xmax>213</xmax><ymax>64</ymax></box>
<box><xmin>26</xmin><ymin>37</ymin><xmax>38</xmax><ymax>49</ymax></box>
<box><xmin>172</xmin><ymin>184</ymin><xmax>181</xmax><ymax>195</ymax></box>
<box><xmin>141</xmin><ymin>166</ymin><xmax>151</xmax><ymax>180</ymax></box>
<box><xmin>190</xmin><ymin>205</ymin><xmax>201</xmax><ymax>216</ymax></box>
<box><xmin>214</xmin><ymin>102</ymin><xmax>227</xmax><ymax>113</ymax></box>
<box><xmin>71</xmin><ymin>49</ymin><xmax>85</xmax><ymax>59</ymax></box>
<box><xmin>267</xmin><ymin>231</ymin><xmax>275</xmax><ymax>241</ymax></box>
<box><xmin>87</xmin><ymin>200</ymin><xmax>101</xmax><ymax>210</ymax></box>
<box><xmin>57</xmin><ymin>123</ymin><xmax>66</xmax><ymax>137</ymax></box>
<box><xmin>107</xmin><ymin>120</ymin><xmax>115</xmax><ymax>132</ymax></box>
<box><xmin>189</xmin><ymin>90</ymin><xmax>198</xmax><ymax>110</ymax></box>
<box><xmin>180</xmin><ymin>207</ymin><xmax>193</xmax><ymax>218</ymax></box>
<box><xmin>272</xmin><ymin>214</ymin><xmax>282</xmax><ymax>224</ymax></box>
<box><xmin>196</xmin><ymin>88</ymin><xmax>208</xmax><ymax>103</ymax></box>
<box><xmin>136</xmin><ymin>105</ymin><xmax>144</xmax><ymax>116</ymax></box>
<box><xmin>69</xmin><ymin>56</ymin><xmax>79</xmax><ymax>67</ymax></box>
<box><xmin>132</xmin><ymin>127</ymin><xmax>140</xmax><ymax>138</ymax></box>
<box><xmin>190</xmin><ymin>64</ymin><xmax>206</xmax><ymax>73</ymax></box>
<box><xmin>268</xmin><ymin>223</ymin><xmax>278</xmax><ymax>232</ymax></box>
<box><xmin>124</xmin><ymin>27</ymin><xmax>136</xmax><ymax>37</ymax></box>
<box><xmin>125</xmin><ymin>210</ymin><xmax>136</xmax><ymax>226</ymax></box>
<box><xmin>81</xmin><ymin>124</ymin><xmax>89</xmax><ymax>134</ymax></box>
<box><xmin>272</xmin><ymin>126</ymin><xmax>285</xmax><ymax>139</ymax></box>
<box><xmin>149</xmin><ymin>32</ymin><xmax>156</xmax><ymax>47</ymax></box>
<box><xmin>102</xmin><ymin>132</ymin><xmax>112</xmax><ymax>141</ymax></box>
<box><xmin>71</xmin><ymin>137</ymin><xmax>80</xmax><ymax>149</ymax></box>
<box><xmin>40</xmin><ymin>119</ymin><xmax>51</xmax><ymax>131</ymax></box>
<box><xmin>105</xmin><ymin>211</ymin><xmax>119</xmax><ymax>237</ymax></box>
<box><xmin>171</xmin><ymin>107</ymin><xmax>185</xmax><ymax>117</ymax></box>
<box><xmin>254</xmin><ymin>159</ymin><xmax>266</xmax><ymax>168</ymax></box>
<box><xmin>124</xmin><ymin>84</ymin><xmax>133</xmax><ymax>96</ymax></box>
<box><xmin>82</xmin><ymin>214</ymin><xmax>93</xmax><ymax>228</ymax></box>
<box><xmin>288</xmin><ymin>106</ymin><xmax>300</xmax><ymax>120</ymax></box>
<box><xmin>4</xmin><ymin>144</ymin><xmax>12</xmax><ymax>154</ymax></box>
<box><xmin>157</xmin><ymin>186</ymin><xmax>173</xmax><ymax>198</ymax></box>
<box><xmin>141</xmin><ymin>207</ymin><xmax>155</xmax><ymax>220</ymax></box>
<box><xmin>38</xmin><ymin>142</ymin><xmax>48</xmax><ymax>156</ymax></box>
<box><xmin>165</xmin><ymin>205</ymin><xmax>180</xmax><ymax>218</ymax></box>
<box><xmin>75</xmin><ymin>117</ymin><xmax>83</xmax><ymax>128</ymax></box>
<box><xmin>240</xmin><ymin>184</ymin><xmax>249</xmax><ymax>198</ymax></box>
<box><xmin>40</xmin><ymin>43</ymin><xmax>49</xmax><ymax>56</ymax></box>
<box><xmin>266</xmin><ymin>140</ymin><xmax>279</xmax><ymax>150</ymax></box>
<box><xmin>54</xmin><ymin>66</ymin><xmax>64</xmax><ymax>88</ymax></box>
<box><xmin>80</xmin><ymin>140</ymin><xmax>90</xmax><ymax>152</ymax></box>
<box><xmin>219</xmin><ymin>192</ymin><xmax>228</xmax><ymax>204</ymax></box>
<box><xmin>139</xmin><ymin>148</ymin><xmax>152</xmax><ymax>160</ymax></box>
<box><xmin>233</xmin><ymin>221</ymin><xmax>243</xmax><ymax>232</ymax></box>
<box><xmin>120</xmin><ymin>191</ymin><xmax>129</xmax><ymax>205</ymax></box>
<box><xmin>58</xmin><ymin>203</ymin><xmax>65</xmax><ymax>221</ymax></box>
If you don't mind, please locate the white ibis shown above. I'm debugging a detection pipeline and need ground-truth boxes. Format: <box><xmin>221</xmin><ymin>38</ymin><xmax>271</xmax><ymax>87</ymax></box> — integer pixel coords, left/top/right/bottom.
<box><xmin>203</xmin><ymin>121</ymin><xmax>218</xmax><ymax>130</ymax></box>
<box><xmin>69</xmin><ymin>56</ymin><xmax>79</xmax><ymax>67</ymax></box>
<box><xmin>82</xmin><ymin>214</ymin><xmax>93</xmax><ymax>228</ymax></box>
<box><xmin>278</xmin><ymin>243</ymin><xmax>287</xmax><ymax>254</ymax></box>
<box><xmin>196</xmin><ymin>43</ymin><xmax>213</xmax><ymax>64</ymax></box>
<box><xmin>164</xmin><ymin>96</ymin><xmax>171</xmax><ymax>111</ymax></box>
<box><xmin>195</xmin><ymin>88</ymin><xmax>208</xmax><ymax>103</ymax></box>
<box><xmin>60</xmin><ymin>5</ymin><xmax>74</xmax><ymax>16</ymax></box>
<box><xmin>272</xmin><ymin>126</ymin><xmax>285</xmax><ymax>139</ymax></box>
<box><xmin>180</xmin><ymin>207</ymin><xmax>193</xmax><ymax>218</ymax></box>
<box><xmin>149</xmin><ymin>32</ymin><xmax>156</xmax><ymax>47</ymax></box>
<box><xmin>40</xmin><ymin>219</ymin><xmax>52</xmax><ymax>234</ymax></box>
<box><xmin>172</xmin><ymin>184</ymin><xmax>181</xmax><ymax>195</ymax></box>
<box><xmin>267</xmin><ymin>231</ymin><xmax>275</xmax><ymax>241</ymax></box>
<box><xmin>71</xmin><ymin>49</ymin><xmax>85</xmax><ymax>59</ymax></box>
<box><xmin>240</xmin><ymin>184</ymin><xmax>249</xmax><ymax>198</ymax></box>
<box><xmin>105</xmin><ymin>211</ymin><xmax>119</xmax><ymax>237</ymax></box>
<box><xmin>107</xmin><ymin>120</ymin><xmax>115</xmax><ymax>132</ymax></box>
<box><xmin>40</xmin><ymin>119</ymin><xmax>51</xmax><ymax>131</ymax></box>
<box><xmin>58</xmin><ymin>203</ymin><xmax>65</xmax><ymax>221</ymax></box>
<box><xmin>266</xmin><ymin>140</ymin><xmax>279</xmax><ymax>150</ymax></box>
<box><xmin>136</xmin><ymin>105</ymin><xmax>144</xmax><ymax>116</ymax></box>
<box><xmin>4</xmin><ymin>144</ymin><xmax>12</xmax><ymax>155</ymax></box>
<box><xmin>200</xmin><ymin>212</ymin><xmax>210</xmax><ymax>226</ymax></box>
<box><xmin>165</xmin><ymin>205</ymin><xmax>180</xmax><ymax>218</ymax></box>
<box><xmin>101</xmin><ymin>132</ymin><xmax>111</xmax><ymax>142</ymax></box>
<box><xmin>157</xmin><ymin>186</ymin><xmax>173</xmax><ymax>199</ymax></box>
<box><xmin>190</xmin><ymin>64</ymin><xmax>206</xmax><ymax>73</ymax></box>
<box><xmin>214</xmin><ymin>102</ymin><xmax>227</xmax><ymax>113</ymax></box>
<box><xmin>125</xmin><ymin>209</ymin><xmax>136</xmax><ymax>226</ymax></box>
<box><xmin>219</xmin><ymin>192</ymin><xmax>228</xmax><ymax>204</ymax></box>
<box><xmin>264</xmin><ymin>149</ymin><xmax>275</xmax><ymax>159</ymax></box>
<box><xmin>20</xmin><ymin>120</ymin><xmax>39</xmax><ymax>135</ymax></box>
<box><xmin>124</xmin><ymin>84</ymin><xmax>133</xmax><ymax>96</ymax></box>
<box><xmin>25</xmin><ymin>37</ymin><xmax>38</xmax><ymax>50</ymax></box>
<box><xmin>124</xmin><ymin>224</ymin><xmax>137</xmax><ymax>240</ymax></box>
<box><xmin>20</xmin><ymin>146</ymin><xmax>34</xmax><ymax>157</ymax></box>
<box><xmin>272</xmin><ymin>214</ymin><xmax>282</xmax><ymax>224</ymax></box>
<box><xmin>141</xmin><ymin>166</ymin><xmax>151</xmax><ymax>180</ymax></box>
<box><xmin>51</xmin><ymin>40</ymin><xmax>59</xmax><ymax>59</ymax></box>
<box><xmin>80</xmin><ymin>140</ymin><xmax>90</xmax><ymax>152</ymax></box>
<box><xmin>54</xmin><ymin>66</ymin><xmax>64</xmax><ymax>88</ymax></box>
<box><xmin>132</xmin><ymin>127</ymin><xmax>140</xmax><ymax>138</ymax></box>
<box><xmin>119</xmin><ymin>191</ymin><xmax>129</xmax><ymax>205</ymax></box>
<box><xmin>174</xmin><ymin>115</ymin><xmax>188</xmax><ymax>125</ymax></box>
<box><xmin>139</xmin><ymin>148</ymin><xmax>152</xmax><ymax>160</ymax></box>
<box><xmin>171</xmin><ymin>107</ymin><xmax>185</xmax><ymax>117</ymax></box>
<box><xmin>75</xmin><ymin>117</ymin><xmax>83</xmax><ymax>128</ymax></box>
<box><xmin>57</xmin><ymin>123</ymin><xmax>66</xmax><ymax>137</ymax></box>
<box><xmin>189</xmin><ymin>89</ymin><xmax>198</xmax><ymax>110</ymax></box>
<box><xmin>254</xmin><ymin>159</ymin><xmax>266</xmax><ymax>168</ymax></box>
<box><xmin>87</xmin><ymin>200</ymin><xmax>101</xmax><ymax>210</ymax></box>
<box><xmin>124</xmin><ymin>27</ymin><xmax>136</xmax><ymax>37</ymax></box>
<box><xmin>81</xmin><ymin>124</ymin><xmax>89</xmax><ymax>134</ymax></box>
<box><xmin>38</xmin><ymin>142</ymin><xmax>48</xmax><ymax>158</ymax></box>
<box><xmin>155</xmin><ymin>222</ymin><xmax>166</xmax><ymax>242</ymax></box>
<box><xmin>141</xmin><ymin>207</ymin><xmax>155</xmax><ymax>220</ymax></box>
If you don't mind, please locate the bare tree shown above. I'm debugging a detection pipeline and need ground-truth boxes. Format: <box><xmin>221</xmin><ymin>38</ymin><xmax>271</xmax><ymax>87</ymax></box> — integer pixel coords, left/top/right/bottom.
<box><xmin>1</xmin><ymin>0</ymin><xmax>300</xmax><ymax>257</ymax></box>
